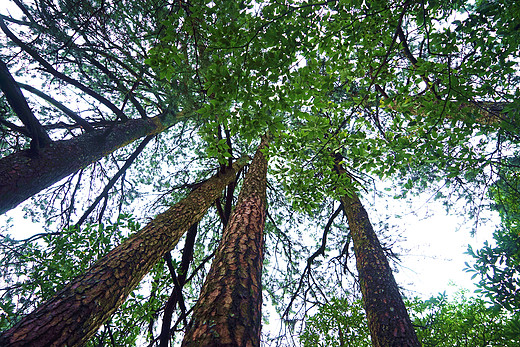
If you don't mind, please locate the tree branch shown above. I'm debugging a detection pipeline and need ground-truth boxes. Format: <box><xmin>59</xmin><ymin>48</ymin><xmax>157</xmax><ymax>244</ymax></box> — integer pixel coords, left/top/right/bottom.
<box><xmin>74</xmin><ymin>135</ymin><xmax>154</xmax><ymax>227</ymax></box>
<box><xmin>17</xmin><ymin>82</ymin><xmax>95</xmax><ymax>131</ymax></box>
<box><xmin>159</xmin><ymin>222</ymin><xmax>197</xmax><ymax>347</ymax></box>
<box><xmin>282</xmin><ymin>204</ymin><xmax>343</xmax><ymax>318</ymax></box>
<box><xmin>0</xmin><ymin>16</ymin><xmax>128</xmax><ymax>121</ymax></box>
<box><xmin>0</xmin><ymin>58</ymin><xmax>51</xmax><ymax>149</ymax></box>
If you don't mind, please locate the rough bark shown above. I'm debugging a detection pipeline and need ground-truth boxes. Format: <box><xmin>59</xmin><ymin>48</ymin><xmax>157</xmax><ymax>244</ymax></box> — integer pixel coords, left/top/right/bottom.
<box><xmin>182</xmin><ymin>138</ymin><xmax>268</xmax><ymax>347</ymax></box>
<box><xmin>0</xmin><ymin>157</ymin><xmax>248</xmax><ymax>347</ymax></box>
<box><xmin>0</xmin><ymin>113</ymin><xmax>182</xmax><ymax>215</ymax></box>
<box><xmin>341</xmin><ymin>191</ymin><xmax>420</xmax><ymax>347</ymax></box>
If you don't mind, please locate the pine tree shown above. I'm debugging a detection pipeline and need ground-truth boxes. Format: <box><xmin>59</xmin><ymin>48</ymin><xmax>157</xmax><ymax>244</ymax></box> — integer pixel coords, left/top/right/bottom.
<box><xmin>182</xmin><ymin>137</ymin><xmax>268</xmax><ymax>346</ymax></box>
<box><xmin>0</xmin><ymin>157</ymin><xmax>247</xmax><ymax>346</ymax></box>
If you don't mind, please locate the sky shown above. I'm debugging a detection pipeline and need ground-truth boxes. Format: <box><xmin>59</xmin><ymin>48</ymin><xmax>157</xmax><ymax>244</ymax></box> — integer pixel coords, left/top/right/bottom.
<box><xmin>372</xmin><ymin>188</ymin><xmax>498</xmax><ymax>299</ymax></box>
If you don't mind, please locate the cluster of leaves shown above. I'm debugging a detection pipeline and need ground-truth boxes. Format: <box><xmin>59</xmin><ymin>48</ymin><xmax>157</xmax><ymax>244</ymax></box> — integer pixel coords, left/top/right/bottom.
<box><xmin>300</xmin><ymin>297</ymin><xmax>370</xmax><ymax>347</ymax></box>
<box><xmin>413</xmin><ymin>292</ymin><xmax>520</xmax><ymax>346</ymax></box>
<box><xmin>465</xmin><ymin>165</ymin><xmax>520</xmax><ymax>313</ymax></box>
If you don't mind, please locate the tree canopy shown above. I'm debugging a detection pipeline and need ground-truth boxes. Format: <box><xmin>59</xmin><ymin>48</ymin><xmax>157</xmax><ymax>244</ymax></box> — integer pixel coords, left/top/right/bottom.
<box><xmin>1</xmin><ymin>0</ymin><xmax>519</xmax><ymax>345</ymax></box>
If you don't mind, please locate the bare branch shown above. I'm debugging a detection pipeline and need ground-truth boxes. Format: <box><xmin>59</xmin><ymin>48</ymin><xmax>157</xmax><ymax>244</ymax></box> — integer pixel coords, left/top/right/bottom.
<box><xmin>17</xmin><ymin>82</ymin><xmax>95</xmax><ymax>131</ymax></box>
<box><xmin>282</xmin><ymin>204</ymin><xmax>343</xmax><ymax>318</ymax></box>
<box><xmin>75</xmin><ymin>135</ymin><xmax>154</xmax><ymax>227</ymax></box>
<box><xmin>0</xmin><ymin>16</ymin><xmax>128</xmax><ymax>121</ymax></box>
<box><xmin>0</xmin><ymin>58</ymin><xmax>51</xmax><ymax>148</ymax></box>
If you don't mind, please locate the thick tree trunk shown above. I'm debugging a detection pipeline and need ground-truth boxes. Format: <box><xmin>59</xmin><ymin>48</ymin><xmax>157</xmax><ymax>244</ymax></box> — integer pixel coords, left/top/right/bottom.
<box><xmin>0</xmin><ymin>157</ymin><xmax>248</xmax><ymax>347</ymax></box>
<box><xmin>0</xmin><ymin>114</ymin><xmax>182</xmax><ymax>214</ymax></box>
<box><xmin>341</xmin><ymin>192</ymin><xmax>420</xmax><ymax>347</ymax></box>
<box><xmin>182</xmin><ymin>138</ymin><xmax>268</xmax><ymax>347</ymax></box>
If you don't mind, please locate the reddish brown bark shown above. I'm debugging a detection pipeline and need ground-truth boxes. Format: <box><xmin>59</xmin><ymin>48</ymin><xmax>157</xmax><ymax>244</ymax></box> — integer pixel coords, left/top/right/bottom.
<box><xmin>0</xmin><ymin>114</ymin><xmax>182</xmax><ymax>214</ymax></box>
<box><xmin>341</xmin><ymin>191</ymin><xmax>420</xmax><ymax>347</ymax></box>
<box><xmin>0</xmin><ymin>157</ymin><xmax>248</xmax><ymax>347</ymax></box>
<box><xmin>182</xmin><ymin>138</ymin><xmax>268</xmax><ymax>347</ymax></box>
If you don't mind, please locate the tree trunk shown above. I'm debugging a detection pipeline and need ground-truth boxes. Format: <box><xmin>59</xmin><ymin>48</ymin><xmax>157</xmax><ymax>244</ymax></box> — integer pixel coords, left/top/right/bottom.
<box><xmin>159</xmin><ymin>223</ymin><xmax>198</xmax><ymax>347</ymax></box>
<box><xmin>182</xmin><ymin>138</ymin><xmax>268</xmax><ymax>347</ymax></box>
<box><xmin>0</xmin><ymin>113</ymin><xmax>183</xmax><ymax>215</ymax></box>
<box><xmin>0</xmin><ymin>157</ymin><xmax>248</xmax><ymax>347</ymax></box>
<box><xmin>341</xmin><ymin>191</ymin><xmax>420</xmax><ymax>347</ymax></box>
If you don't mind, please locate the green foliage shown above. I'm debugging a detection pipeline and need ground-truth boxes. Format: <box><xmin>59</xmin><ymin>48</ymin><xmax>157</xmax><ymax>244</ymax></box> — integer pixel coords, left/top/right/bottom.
<box><xmin>412</xmin><ymin>292</ymin><xmax>519</xmax><ymax>346</ymax></box>
<box><xmin>465</xmin><ymin>168</ymin><xmax>520</xmax><ymax>313</ymax></box>
<box><xmin>300</xmin><ymin>297</ymin><xmax>371</xmax><ymax>347</ymax></box>
<box><xmin>0</xmin><ymin>215</ymin><xmax>139</xmax><ymax>334</ymax></box>
<box><xmin>302</xmin><ymin>292</ymin><xmax>519</xmax><ymax>347</ymax></box>
<box><xmin>0</xmin><ymin>213</ymin><xmax>176</xmax><ymax>345</ymax></box>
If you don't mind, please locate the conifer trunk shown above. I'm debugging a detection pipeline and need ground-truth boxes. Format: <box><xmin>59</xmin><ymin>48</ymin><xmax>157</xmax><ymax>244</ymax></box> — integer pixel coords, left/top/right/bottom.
<box><xmin>341</xmin><ymin>192</ymin><xmax>420</xmax><ymax>347</ymax></box>
<box><xmin>182</xmin><ymin>138</ymin><xmax>268</xmax><ymax>347</ymax></box>
<box><xmin>0</xmin><ymin>114</ymin><xmax>181</xmax><ymax>214</ymax></box>
<box><xmin>0</xmin><ymin>157</ymin><xmax>248</xmax><ymax>347</ymax></box>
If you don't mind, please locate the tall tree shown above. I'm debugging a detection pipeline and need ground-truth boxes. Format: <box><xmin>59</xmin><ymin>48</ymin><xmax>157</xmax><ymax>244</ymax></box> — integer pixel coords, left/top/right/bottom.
<box><xmin>182</xmin><ymin>137</ymin><xmax>268</xmax><ymax>346</ymax></box>
<box><xmin>0</xmin><ymin>0</ymin><xmax>195</xmax><ymax>219</ymax></box>
<box><xmin>2</xmin><ymin>0</ymin><xmax>520</xmax><ymax>345</ymax></box>
<box><xmin>335</xmin><ymin>156</ymin><xmax>420</xmax><ymax>347</ymax></box>
<box><xmin>0</xmin><ymin>156</ymin><xmax>247</xmax><ymax>346</ymax></box>
<box><xmin>341</xmin><ymin>191</ymin><xmax>420</xmax><ymax>346</ymax></box>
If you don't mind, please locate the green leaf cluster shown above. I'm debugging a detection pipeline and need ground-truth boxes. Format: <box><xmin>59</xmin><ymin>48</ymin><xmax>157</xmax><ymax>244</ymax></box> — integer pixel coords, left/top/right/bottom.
<box><xmin>465</xmin><ymin>168</ymin><xmax>520</xmax><ymax>313</ymax></box>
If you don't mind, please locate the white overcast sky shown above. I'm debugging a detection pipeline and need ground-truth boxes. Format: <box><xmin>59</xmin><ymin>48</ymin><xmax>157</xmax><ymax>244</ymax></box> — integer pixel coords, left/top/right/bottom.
<box><xmin>370</xmin><ymin>187</ymin><xmax>498</xmax><ymax>299</ymax></box>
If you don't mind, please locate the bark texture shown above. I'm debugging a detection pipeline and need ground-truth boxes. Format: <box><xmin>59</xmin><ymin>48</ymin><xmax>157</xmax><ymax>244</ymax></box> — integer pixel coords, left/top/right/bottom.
<box><xmin>0</xmin><ymin>114</ymin><xmax>179</xmax><ymax>214</ymax></box>
<box><xmin>182</xmin><ymin>138</ymin><xmax>268</xmax><ymax>347</ymax></box>
<box><xmin>0</xmin><ymin>157</ymin><xmax>248</xmax><ymax>347</ymax></box>
<box><xmin>341</xmin><ymin>192</ymin><xmax>420</xmax><ymax>347</ymax></box>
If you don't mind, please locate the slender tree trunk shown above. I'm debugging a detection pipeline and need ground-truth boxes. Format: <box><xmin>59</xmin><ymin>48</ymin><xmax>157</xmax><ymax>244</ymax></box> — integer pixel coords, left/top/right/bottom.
<box><xmin>0</xmin><ymin>113</ymin><xmax>183</xmax><ymax>215</ymax></box>
<box><xmin>341</xmin><ymin>191</ymin><xmax>420</xmax><ymax>347</ymax></box>
<box><xmin>159</xmin><ymin>223</ymin><xmax>198</xmax><ymax>347</ymax></box>
<box><xmin>182</xmin><ymin>138</ymin><xmax>268</xmax><ymax>347</ymax></box>
<box><xmin>0</xmin><ymin>157</ymin><xmax>248</xmax><ymax>347</ymax></box>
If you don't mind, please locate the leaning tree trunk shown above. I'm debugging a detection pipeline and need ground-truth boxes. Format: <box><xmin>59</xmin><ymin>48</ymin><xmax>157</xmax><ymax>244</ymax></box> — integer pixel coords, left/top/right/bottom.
<box><xmin>182</xmin><ymin>138</ymin><xmax>268</xmax><ymax>347</ymax></box>
<box><xmin>341</xmin><ymin>191</ymin><xmax>420</xmax><ymax>347</ymax></box>
<box><xmin>0</xmin><ymin>157</ymin><xmax>248</xmax><ymax>347</ymax></box>
<box><xmin>0</xmin><ymin>113</ymin><xmax>183</xmax><ymax>215</ymax></box>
